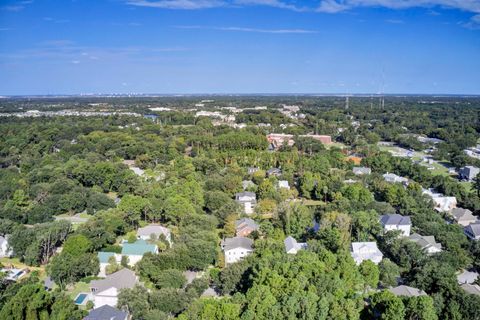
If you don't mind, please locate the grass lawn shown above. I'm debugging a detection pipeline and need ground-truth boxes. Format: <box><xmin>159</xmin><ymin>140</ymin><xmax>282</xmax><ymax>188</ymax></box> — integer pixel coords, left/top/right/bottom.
<box><xmin>303</xmin><ymin>199</ymin><xmax>326</xmax><ymax>206</ymax></box>
<box><xmin>67</xmin><ymin>281</ymin><xmax>90</xmax><ymax>300</ymax></box>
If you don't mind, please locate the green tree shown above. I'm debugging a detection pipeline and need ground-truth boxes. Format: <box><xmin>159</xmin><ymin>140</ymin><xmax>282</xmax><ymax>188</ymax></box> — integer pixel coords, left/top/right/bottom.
<box><xmin>369</xmin><ymin>290</ymin><xmax>406</xmax><ymax>320</ymax></box>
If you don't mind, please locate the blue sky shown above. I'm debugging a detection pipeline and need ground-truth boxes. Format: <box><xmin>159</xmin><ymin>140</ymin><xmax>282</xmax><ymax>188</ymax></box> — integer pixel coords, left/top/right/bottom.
<box><xmin>0</xmin><ymin>0</ymin><xmax>479</xmax><ymax>95</ymax></box>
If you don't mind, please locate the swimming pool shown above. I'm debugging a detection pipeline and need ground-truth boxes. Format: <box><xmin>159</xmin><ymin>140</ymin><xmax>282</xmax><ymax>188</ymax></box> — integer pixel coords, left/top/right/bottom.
<box><xmin>74</xmin><ymin>293</ymin><xmax>88</xmax><ymax>305</ymax></box>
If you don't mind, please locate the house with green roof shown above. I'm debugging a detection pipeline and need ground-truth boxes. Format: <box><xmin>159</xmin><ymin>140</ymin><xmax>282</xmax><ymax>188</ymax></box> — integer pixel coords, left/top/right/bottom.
<box><xmin>121</xmin><ymin>239</ymin><xmax>158</xmax><ymax>266</ymax></box>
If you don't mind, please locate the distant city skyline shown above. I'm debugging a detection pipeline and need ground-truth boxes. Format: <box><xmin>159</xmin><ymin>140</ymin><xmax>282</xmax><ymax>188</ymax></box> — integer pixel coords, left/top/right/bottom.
<box><xmin>0</xmin><ymin>0</ymin><xmax>479</xmax><ymax>95</ymax></box>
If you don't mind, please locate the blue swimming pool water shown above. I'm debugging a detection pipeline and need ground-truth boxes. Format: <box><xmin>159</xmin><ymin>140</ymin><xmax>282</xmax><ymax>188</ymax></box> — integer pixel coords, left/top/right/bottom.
<box><xmin>74</xmin><ymin>293</ymin><xmax>88</xmax><ymax>305</ymax></box>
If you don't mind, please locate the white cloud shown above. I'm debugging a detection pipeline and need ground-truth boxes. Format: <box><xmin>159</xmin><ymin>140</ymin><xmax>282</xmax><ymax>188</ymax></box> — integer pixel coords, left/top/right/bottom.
<box><xmin>126</xmin><ymin>0</ymin><xmax>305</xmax><ymax>10</ymax></box>
<box><xmin>315</xmin><ymin>0</ymin><xmax>480</xmax><ymax>28</ymax></box>
<box><xmin>176</xmin><ymin>25</ymin><xmax>317</xmax><ymax>33</ymax></box>
<box><xmin>126</xmin><ymin>0</ymin><xmax>226</xmax><ymax>9</ymax></box>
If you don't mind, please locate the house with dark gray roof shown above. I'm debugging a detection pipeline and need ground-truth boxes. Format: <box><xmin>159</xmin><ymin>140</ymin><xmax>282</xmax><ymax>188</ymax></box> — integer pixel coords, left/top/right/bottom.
<box><xmin>389</xmin><ymin>285</ymin><xmax>427</xmax><ymax>297</ymax></box>
<box><xmin>380</xmin><ymin>214</ymin><xmax>412</xmax><ymax>236</ymax></box>
<box><xmin>450</xmin><ymin>208</ymin><xmax>478</xmax><ymax>227</ymax></box>
<box><xmin>464</xmin><ymin>222</ymin><xmax>480</xmax><ymax>240</ymax></box>
<box><xmin>235</xmin><ymin>218</ymin><xmax>259</xmax><ymax>237</ymax></box>
<box><xmin>408</xmin><ymin>233</ymin><xmax>442</xmax><ymax>254</ymax></box>
<box><xmin>84</xmin><ymin>305</ymin><xmax>129</xmax><ymax>320</ymax></box>
<box><xmin>284</xmin><ymin>236</ymin><xmax>307</xmax><ymax>254</ymax></box>
<box><xmin>221</xmin><ymin>237</ymin><xmax>253</xmax><ymax>265</ymax></box>
<box><xmin>90</xmin><ymin>268</ymin><xmax>138</xmax><ymax>308</ymax></box>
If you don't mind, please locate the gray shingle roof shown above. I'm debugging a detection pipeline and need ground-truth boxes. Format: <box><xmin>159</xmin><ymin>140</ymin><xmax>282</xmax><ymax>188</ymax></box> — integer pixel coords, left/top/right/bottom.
<box><xmin>136</xmin><ymin>224</ymin><xmax>170</xmax><ymax>238</ymax></box>
<box><xmin>408</xmin><ymin>233</ymin><xmax>442</xmax><ymax>251</ymax></box>
<box><xmin>84</xmin><ymin>305</ymin><xmax>128</xmax><ymax>320</ymax></box>
<box><xmin>235</xmin><ymin>218</ymin><xmax>259</xmax><ymax>230</ymax></box>
<box><xmin>380</xmin><ymin>214</ymin><xmax>411</xmax><ymax>226</ymax></box>
<box><xmin>90</xmin><ymin>269</ymin><xmax>137</xmax><ymax>293</ymax></box>
<box><xmin>389</xmin><ymin>285</ymin><xmax>427</xmax><ymax>297</ymax></box>
<box><xmin>451</xmin><ymin>208</ymin><xmax>476</xmax><ymax>222</ymax></box>
<box><xmin>221</xmin><ymin>237</ymin><xmax>253</xmax><ymax>251</ymax></box>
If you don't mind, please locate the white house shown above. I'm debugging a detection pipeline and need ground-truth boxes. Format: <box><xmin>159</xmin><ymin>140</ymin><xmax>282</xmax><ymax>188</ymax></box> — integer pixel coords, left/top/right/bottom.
<box><xmin>90</xmin><ymin>269</ymin><xmax>138</xmax><ymax>308</ymax></box>
<box><xmin>380</xmin><ymin>214</ymin><xmax>412</xmax><ymax>237</ymax></box>
<box><xmin>0</xmin><ymin>236</ymin><xmax>12</xmax><ymax>258</ymax></box>
<box><xmin>221</xmin><ymin>237</ymin><xmax>253</xmax><ymax>265</ymax></box>
<box><xmin>284</xmin><ymin>236</ymin><xmax>307</xmax><ymax>254</ymax></box>
<box><xmin>422</xmin><ymin>189</ymin><xmax>457</xmax><ymax>212</ymax></box>
<box><xmin>408</xmin><ymin>233</ymin><xmax>442</xmax><ymax>254</ymax></box>
<box><xmin>350</xmin><ymin>242</ymin><xmax>383</xmax><ymax>265</ymax></box>
<box><xmin>235</xmin><ymin>192</ymin><xmax>257</xmax><ymax>215</ymax></box>
<box><xmin>137</xmin><ymin>224</ymin><xmax>172</xmax><ymax>245</ymax></box>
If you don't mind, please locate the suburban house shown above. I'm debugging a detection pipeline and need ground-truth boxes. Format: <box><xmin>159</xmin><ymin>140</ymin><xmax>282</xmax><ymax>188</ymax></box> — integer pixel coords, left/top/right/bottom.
<box><xmin>235</xmin><ymin>218</ymin><xmax>259</xmax><ymax>237</ymax></box>
<box><xmin>284</xmin><ymin>236</ymin><xmax>307</xmax><ymax>254</ymax></box>
<box><xmin>235</xmin><ymin>192</ymin><xmax>257</xmax><ymax>215</ymax></box>
<box><xmin>90</xmin><ymin>268</ymin><xmax>138</xmax><ymax>308</ymax></box>
<box><xmin>461</xmin><ymin>283</ymin><xmax>480</xmax><ymax>296</ymax></box>
<box><xmin>457</xmin><ymin>270</ymin><xmax>479</xmax><ymax>285</ymax></box>
<box><xmin>350</xmin><ymin>242</ymin><xmax>383</xmax><ymax>265</ymax></box>
<box><xmin>97</xmin><ymin>252</ymin><xmax>116</xmax><ymax>277</ymax></box>
<box><xmin>449</xmin><ymin>208</ymin><xmax>478</xmax><ymax>227</ymax></box>
<box><xmin>380</xmin><ymin>214</ymin><xmax>412</xmax><ymax>237</ymax></box>
<box><xmin>408</xmin><ymin>233</ymin><xmax>442</xmax><ymax>254</ymax></box>
<box><xmin>383</xmin><ymin>173</ymin><xmax>408</xmax><ymax>184</ymax></box>
<box><xmin>423</xmin><ymin>189</ymin><xmax>457</xmax><ymax>212</ymax></box>
<box><xmin>267</xmin><ymin>168</ymin><xmax>282</xmax><ymax>177</ymax></box>
<box><xmin>389</xmin><ymin>285</ymin><xmax>427</xmax><ymax>297</ymax></box>
<box><xmin>353</xmin><ymin>167</ymin><xmax>371</xmax><ymax>175</ymax></box>
<box><xmin>464</xmin><ymin>222</ymin><xmax>480</xmax><ymax>240</ymax></box>
<box><xmin>459</xmin><ymin>166</ymin><xmax>480</xmax><ymax>181</ymax></box>
<box><xmin>137</xmin><ymin>224</ymin><xmax>172</xmax><ymax>245</ymax></box>
<box><xmin>84</xmin><ymin>305</ymin><xmax>129</xmax><ymax>320</ymax></box>
<box><xmin>0</xmin><ymin>235</ymin><xmax>11</xmax><ymax>258</ymax></box>
<box><xmin>121</xmin><ymin>239</ymin><xmax>158</xmax><ymax>266</ymax></box>
<box><xmin>221</xmin><ymin>237</ymin><xmax>254</xmax><ymax>265</ymax></box>
<box><xmin>278</xmin><ymin>180</ymin><xmax>290</xmax><ymax>189</ymax></box>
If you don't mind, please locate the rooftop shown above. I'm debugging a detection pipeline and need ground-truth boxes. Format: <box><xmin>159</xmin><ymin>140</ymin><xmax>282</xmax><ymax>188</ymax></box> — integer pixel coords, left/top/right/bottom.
<box><xmin>90</xmin><ymin>268</ymin><xmax>138</xmax><ymax>293</ymax></box>
<box><xmin>380</xmin><ymin>214</ymin><xmax>411</xmax><ymax>226</ymax></box>
<box><xmin>222</xmin><ymin>237</ymin><xmax>254</xmax><ymax>252</ymax></box>
<box><xmin>389</xmin><ymin>285</ymin><xmax>427</xmax><ymax>297</ymax></box>
<box><xmin>121</xmin><ymin>239</ymin><xmax>157</xmax><ymax>256</ymax></box>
